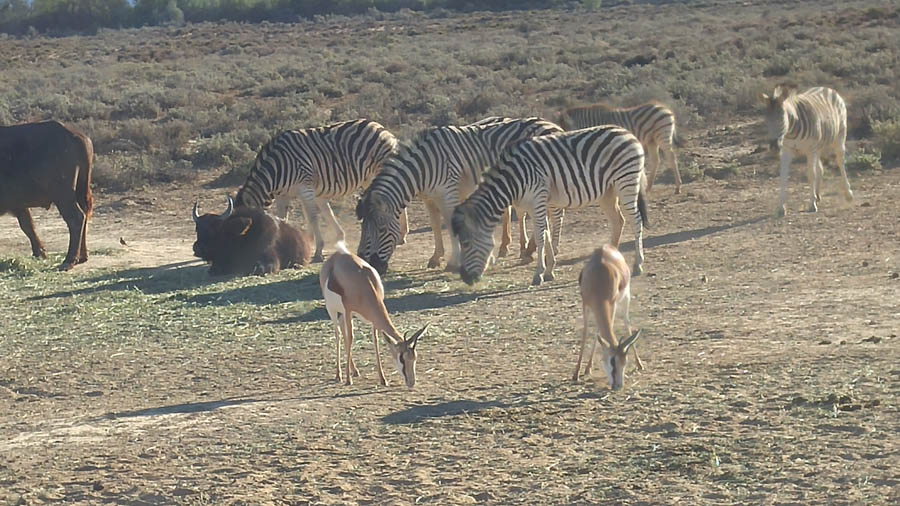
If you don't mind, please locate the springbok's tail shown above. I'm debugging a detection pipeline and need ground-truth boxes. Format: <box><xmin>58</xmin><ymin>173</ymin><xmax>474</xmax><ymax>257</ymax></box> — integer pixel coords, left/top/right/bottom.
<box><xmin>335</xmin><ymin>240</ymin><xmax>351</xmax><ymax>255</ymax></box>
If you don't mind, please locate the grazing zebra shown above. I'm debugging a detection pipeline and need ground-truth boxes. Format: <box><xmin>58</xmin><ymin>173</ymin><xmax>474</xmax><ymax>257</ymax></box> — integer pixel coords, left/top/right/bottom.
<box><xmin>558</xmin><ymin>102</ymin><xmax>682</xmax><ymax>194</ymax></box>
<box><xmin>233</xmin><ymin>119</ymin><xmax>401</xmax><ymax>261</ymax></box>
<box><xmin>760</xmin><ymin>84</ymin><xmax>853</xmax><ymax>216</ymax></box>
<box><xmin>355</xmin><ymin>117</ymin><xmax>563</xmax><ymax>274</ymax></box>
<box><xmin>451</xmin><ymin>126</ymin><xmax>649</xmax><ymax>286</ymax></box>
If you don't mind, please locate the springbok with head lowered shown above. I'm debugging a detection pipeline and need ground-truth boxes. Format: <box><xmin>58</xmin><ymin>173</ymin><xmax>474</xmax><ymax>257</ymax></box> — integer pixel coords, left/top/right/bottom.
<box><xmin>319</xmin><ymin>242</ymin><xmax>428</xmax><ymax>388</ymax></box>
<box><xmin>574</xmin><ymin>244</ymin><xmax>643</xmax><ymax>390</ymax></box>
<box><xmin>760</xmin><ymin>84</ymin><xmax>853</xmax><ymax>216</ymax></box>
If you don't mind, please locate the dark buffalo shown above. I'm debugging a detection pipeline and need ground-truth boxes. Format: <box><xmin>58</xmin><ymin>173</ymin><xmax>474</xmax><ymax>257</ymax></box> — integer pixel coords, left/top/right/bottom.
<box><xmin>192</xmin><ymin>197</ymin><xmax>312</xmax><ymax>276</ymax></box>
<box><xmin>0</xmin><ymin>121</ymin><xmax>93</xmax><ymax>271</ymax></box>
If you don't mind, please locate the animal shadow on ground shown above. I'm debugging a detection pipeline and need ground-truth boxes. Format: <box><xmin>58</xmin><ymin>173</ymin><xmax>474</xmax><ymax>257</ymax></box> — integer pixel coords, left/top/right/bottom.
<box><xmin>182</xmin><ymin>271</ymin><xmax>321</xmax><ymax>306</ymax></box>
<box><xmin>556</xmin><ymin>214</ymin><xmax>769</xmax><ymax>267</ymax></box>
<box><xmin>28</xmin><ymin>260</ymin><xmax>214</xmax><ymax>300</ymax></box>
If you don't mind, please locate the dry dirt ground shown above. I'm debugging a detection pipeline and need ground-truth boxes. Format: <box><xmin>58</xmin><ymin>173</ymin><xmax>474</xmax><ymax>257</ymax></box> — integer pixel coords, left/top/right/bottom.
<box><xmin>2</xmin><ymin>149</ymin><xmax>899</xmax><ymax>502</ymax></box>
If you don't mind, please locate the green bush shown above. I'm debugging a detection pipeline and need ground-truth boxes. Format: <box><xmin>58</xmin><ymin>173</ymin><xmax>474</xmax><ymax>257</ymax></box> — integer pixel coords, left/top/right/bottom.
<box><xmin>872</xmin><ymin>120</ymin><xmax>900</xmax><ymax>163</ymax></box>
<box><xmin>844</xmin><ymin>149</ymin><xmax>882</xmax><ymax>173</ymax></box>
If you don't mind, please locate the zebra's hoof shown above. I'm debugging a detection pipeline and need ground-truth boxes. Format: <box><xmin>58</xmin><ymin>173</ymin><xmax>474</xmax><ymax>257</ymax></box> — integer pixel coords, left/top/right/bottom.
<box><xmin>544</xmin><ymin>271</ymin><xmax>555</xmax><ymax>282</ymax></box>
<box><xmin>632</xmin><ymin>263</ymin><xmax>643</xmax><ymax>277</ymax></box>
<box><xmin>808</xmin><ymin>203</ymin><xmax>818</xmax><ymax>213</ymax></box>
<box><xmin>675</xmin><ymin>186</ymin><xmax>682</xmax><ymax>195</ymax></box>
<box><xmin>312</xmin><ymin>254</ymin><xmax>324</xmax><ymax>263</ymax></box>
<box><xmin>845</xmin><ymin>190</ymin><xmax>855</xmax><ymax>202</ymax></box>
<box><xmin>532</xmin><ymin>274</ymin><xmax>543</xmax><ymax>286</ymax></box>
<box><xmin>498</xmin><ymin>246</ymin><xmax>509</xmax><ymax>258</ymax></box>
<box><xmin>776</xmin><ymin>206</ymin><xmax>787</xmax><ymax>218</ymax></box>
<box><xmin>427</xmin><ymin>257</ymin><xmax>441</xmax><ymax>269</ymax></box>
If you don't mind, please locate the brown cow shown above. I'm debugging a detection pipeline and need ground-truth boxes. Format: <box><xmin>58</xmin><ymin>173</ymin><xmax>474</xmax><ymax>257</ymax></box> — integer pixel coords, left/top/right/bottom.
<box><xmin>0</xmin><ymin>121</ymin><xmax>93</xmax><ymax>271</ymax></box>
<box><xmin>192</xmin><ymin>197</ymin><xmax>312</xmax><ymax>276</ymax></box>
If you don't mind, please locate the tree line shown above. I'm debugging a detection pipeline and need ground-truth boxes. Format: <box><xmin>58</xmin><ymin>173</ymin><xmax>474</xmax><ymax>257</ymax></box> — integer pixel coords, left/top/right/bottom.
<box><xmin>0</xmin><ymin>0</ymin><xmax>607</xmax><ymax>34</ymax></box>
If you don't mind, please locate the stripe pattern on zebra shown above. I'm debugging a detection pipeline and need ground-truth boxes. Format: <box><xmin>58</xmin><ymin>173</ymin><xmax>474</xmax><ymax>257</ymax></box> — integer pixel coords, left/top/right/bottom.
<box><xmin>451</xmin><ymin>125</ymin><xmax>649</xmax><ymax>286</ymax></box>
<box><xmin>558</xmin><ymin>101</ymin><xmax>681</xmax><ymax>194</ymax></box>
<box><xmin>234</xmin><ymin>119</ymin><xmax>399</xmax><ymax>260</ymax></box>
<box><xmin>760</xmin><ymin>84</ymin><xmax>853</xmax><ymax>216</ymax></box>
<box><xmin>355</xmin><ymin>116</ymin><xmax>563</xmax><ymax>274</ymax></box>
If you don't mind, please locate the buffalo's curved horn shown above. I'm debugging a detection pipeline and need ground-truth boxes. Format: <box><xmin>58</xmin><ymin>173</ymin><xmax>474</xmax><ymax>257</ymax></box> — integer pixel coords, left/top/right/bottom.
<box><xmin>192</xmin><ymin>201</ymin><xmax>200</xmax><ymax>223</ymax></box>
<box><xmin>222</xmin><ymin>196</ymin><xmax>234</xmax><ymax>220</ymax></box>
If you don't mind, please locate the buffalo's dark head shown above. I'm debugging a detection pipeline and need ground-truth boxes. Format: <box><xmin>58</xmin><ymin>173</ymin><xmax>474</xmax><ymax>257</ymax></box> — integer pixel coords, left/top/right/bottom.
<box><xmin>192</xmin><ymin>196</ymin><xmax>234</xmax><ymax>261</ymax></box>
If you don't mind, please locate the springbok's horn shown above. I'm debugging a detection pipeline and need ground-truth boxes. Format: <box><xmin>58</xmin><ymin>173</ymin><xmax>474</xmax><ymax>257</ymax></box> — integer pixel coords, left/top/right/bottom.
<box><xmin>192</xmin><ymin>201</ymin><xmax>200</xmax><ymax>223</ymax></box>
<box><xmin>222</xmin><ymin>196</ymin><xmax>234</xmax><ymax>219</ymax></box>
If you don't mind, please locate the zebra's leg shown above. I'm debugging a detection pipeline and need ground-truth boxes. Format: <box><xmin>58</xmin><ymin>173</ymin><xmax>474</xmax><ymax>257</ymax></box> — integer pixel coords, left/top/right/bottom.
<box><xmin>816</xmin><ymin>158</ymin><xmax>825</xmax><ymax>202</ymax></box>
<box><xmin>518</xmin><ymin>209</ymin><xmax>535</xmax><ymax>260</ymax></box>
<box><xmin>317</xmin><ymin>199</ymin><xmax>345</xmax><ymax>243</ymax></box>
<box><xmin>619</xmin><ymin>187</ymin><xmax>645</xmax><ymax>276</ymax></box>
<box><xmin>425</xmin><ymin>199</ymin><xmax>445</xmax><ymax>269</ymax></box>
<box><xmin>806</xmin><ymin>153</ymin><xmax>819</xmax><ymax>213</ymax></box>
<box><xmin>543</xmin><ymin>222</ymin><xmax>557</xmax><ymax>283</ymax></box>
<box><xmin>645</xmin><ymin>143</ymin><xmax>661</xmax><ymax>194</ymax></box>
<box><xmin>399</xmin><ymin>208</ymin><xmax>410</xmax><ymax>245</ymax></box>
<box><xmin>299</xmin><ymin>189</ymin><xmax>325</xmax><ymax>261</ymax></box>
<box><xmin>549</xmin><ymin>207</ymin><xmax>564</xmax><ymax>256</ymax></box>
<box><xmin>498</xmin><ymin>207</ymin><xmax>512</xmax><ymax>258</ymax></box>
<box><xmin>531</xmin><ymin>206</ymin><xmax>549</xmax><ymax>286</ymax></box>
<box><xmin>776</xmin><ymin>149</ymin><xmax>794</xmax><ymax>217</ymax></box>
<box><xmin>665</xmin><ymin>143</ymin><xmax>682</xmax><ymax>194</ymax></box>
<box><xmin>600</xmin><ymin>192</ymin><xmax>625</xmax><ymax>248</ymax></box>
<box><xmin>441</xmin><ymin>196</ymin><xmax>465</xmax><ymax>273</ymax></box>
<box><xmin>835</xmin><ymin>142</ymin><xmax>854</xmax><ymax>202</ymax></box>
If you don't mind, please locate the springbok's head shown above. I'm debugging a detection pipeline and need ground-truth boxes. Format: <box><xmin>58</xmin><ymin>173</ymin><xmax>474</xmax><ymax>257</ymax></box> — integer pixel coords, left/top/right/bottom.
<box><xmin>759</xmin><ymin>84</ymin><xmax>797</xmax><ymax>151</ymax></box>
<box><xmin>383</xmin><ymin>325</ymin><xmax>428</xmax><ymax>389</ymax></box>
<box><xmin>598</xmin><ymin>329</ymin><xmax>642</xmax><ymax>391</ymax></box>
<box><xmin>452</xmin><ymin>203</ymin><xmax>496</xmax><ymax>286</ymax></box>
<box><xmin>356</xmin><ymin>190</ymin><xmax>403</xmax><ymax>276</ymax></box>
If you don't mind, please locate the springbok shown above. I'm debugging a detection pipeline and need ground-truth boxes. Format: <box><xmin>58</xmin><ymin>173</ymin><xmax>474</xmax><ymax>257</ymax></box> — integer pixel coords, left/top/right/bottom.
<box><xmin>319</xmin><ymin>242</ymin><xmax>428</xmax><ymax>388</ymax></box>
<box><xmin>574</xmin><ymin>244</ymin><xmax>644</xmax><ymax>390</ymax></box>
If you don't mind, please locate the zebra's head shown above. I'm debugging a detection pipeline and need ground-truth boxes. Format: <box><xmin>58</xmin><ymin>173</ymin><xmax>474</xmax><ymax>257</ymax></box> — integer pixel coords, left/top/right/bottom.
<box><xmin>356</xmin><ymin>191</ymin><xmax>403</xmax><ymax>275</ymax></box>
<box><xmin>452</xmin><ymin>203</ymin><xmax>494</xmax><ymax>286</ymax></box>
<box><xmin>760</xmin><ymin>84</ymin><xmax>796</xmax><ymax>151</ymax></box>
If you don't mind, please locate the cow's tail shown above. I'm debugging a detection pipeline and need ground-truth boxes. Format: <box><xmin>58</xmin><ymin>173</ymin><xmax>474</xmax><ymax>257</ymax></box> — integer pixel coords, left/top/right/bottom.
<box><xmin>77</xmin><ymin>134</ymin><xmax>95</xmax><ymax>220</ymax></box>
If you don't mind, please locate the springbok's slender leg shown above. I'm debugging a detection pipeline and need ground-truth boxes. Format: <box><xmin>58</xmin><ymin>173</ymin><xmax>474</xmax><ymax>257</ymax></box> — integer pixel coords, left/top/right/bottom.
<box><xmin>573</xmin><ymin>304</ymin><xmax>590</xmax><ymax>382</ymax></box>
<box><xmin>372</xmin><ymin>328</ymin><xmax>388</xmax><ymax>386</ymax></box>
<box><xmin>777</xmin><ymin>149</ymin><xmax>794</xmax><ymax>217</ymax></box>
<box><xmin>333</xmin><ymin>314</ymin><xmax>344</xmax><ymax>382</ymax></box>
<box><xmin>498</xmin><ymin>207</ymin><xmax>512</xmax><ymax>257</ymax></box>
<box><xmin>342</xmin><ymin>312</ymin><xmax>355</xmax><ymax>385</ymax></box>
<box><xmin>425</xmin><ymin>199</ymin><xmax>445</xmax><ymax>269</ymax></box>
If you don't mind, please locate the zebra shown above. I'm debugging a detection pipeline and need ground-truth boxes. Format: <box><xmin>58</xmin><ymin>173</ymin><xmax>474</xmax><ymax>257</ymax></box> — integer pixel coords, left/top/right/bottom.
<box><xmin>558</xmin><ymin>101</ymin><xmax>682</xmax><ymax>194</ymax></box>
<box><xmin>759</xmin><ymin>84</ymin><xmax>853</xmax><ymax>216</ymax></box>
<box><xmin>233</xmin><ymin>119</ymin><xmax>402</xmax><ymax>261</ymax></box>
<box><xmin>451</xmin><ymin>126</ymin><xmax>649</xmax><ymax>286</ymax></box>
<box><xmin>355</xmin><ymin>116</ymin><xmax>564</xmax><ymax>275</ymax></box>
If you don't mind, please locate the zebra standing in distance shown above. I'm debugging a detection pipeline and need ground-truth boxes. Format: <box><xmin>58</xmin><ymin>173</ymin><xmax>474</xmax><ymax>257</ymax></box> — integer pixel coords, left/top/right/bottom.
<box><xmin>759</xmin><ymin>84</ymin><xmax>853</xmax><ymax>217</ymax></box>
<box><xmin>558</xmin><ymin>101</ymin><xmax>682</xmax><ymax>194</ymax></box>
<box><xmin>233</xmin><ymin>119</ymin><xmax>403</xmax><ymax>261</ymax></box>
<box><xmin>355</xmin><ymin>116</ymin><xmax>564</xmax><ymax>275</ymax></box>
<box><xmin>452</xmin><ymin>125</ymin><xmax>649</xmax><ymax>287</ymax></box>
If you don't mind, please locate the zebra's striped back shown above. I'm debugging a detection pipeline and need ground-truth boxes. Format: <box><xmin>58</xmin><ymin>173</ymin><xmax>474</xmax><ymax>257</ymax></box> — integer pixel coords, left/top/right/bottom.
<box><xmin>452</xmin><ymin>126</ymin><xmax>648</xmax><ymax>285</ymax></box>
<box><xmin>558</xmin><ymin>102</ymin><xmax>675</xmax><ymax>148</ymax></box>
<box><xmin>356</xmin><ymin>117</ymin><xmax>562</xmax><ymax>272</ymax></box>
<box><xmin>234</xmin><ymin>119</ymin><xmax>398</xmax><ymax>209</ymax></box>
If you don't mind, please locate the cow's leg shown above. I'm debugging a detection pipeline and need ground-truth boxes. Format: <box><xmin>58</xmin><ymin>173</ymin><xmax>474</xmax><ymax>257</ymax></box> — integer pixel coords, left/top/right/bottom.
<box><xmin>425</xmin><ymin>199</ymin><xmax>445</xmax><ymax>269</ymax></box>
<box><xmin>56</xmin><ymin>199</ymin><xmax>87</xmax><ymax>271</ymax></box>
<box><xmin>498</xmin><ymin>207</ymin><xmax>512</xmax><ymax>258</ymax></box>
<box><xmin>14</xmin><ymin>208</ymin><xmax>47</xmax><ymax>259</ymax></box>
<box><xmin>298</xmin><ymin>188</ymin><xmax>325</xmax><ymax>261</ymax></box>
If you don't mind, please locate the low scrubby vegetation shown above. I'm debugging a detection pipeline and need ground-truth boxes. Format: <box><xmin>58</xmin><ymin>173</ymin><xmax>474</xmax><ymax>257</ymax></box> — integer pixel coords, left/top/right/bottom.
<box><xmin>1</xmin><ymin>0</ymin><xmax>898</xmax><ymax>190</ymax></box>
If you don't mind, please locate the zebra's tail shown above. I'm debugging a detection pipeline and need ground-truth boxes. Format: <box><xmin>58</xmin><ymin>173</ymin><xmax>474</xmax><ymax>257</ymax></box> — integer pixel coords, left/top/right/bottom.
<box><xmin>637</xmin><ymin>171</ymin><xmax>650</xmax><ymax>230</ymax></box>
